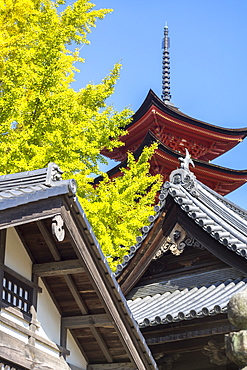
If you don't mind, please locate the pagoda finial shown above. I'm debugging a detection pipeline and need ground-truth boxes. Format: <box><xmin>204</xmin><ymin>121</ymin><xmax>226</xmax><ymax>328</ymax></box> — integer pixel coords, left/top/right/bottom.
<box><xmin>162</xmin><ymin>23</ymin><xmax>172</xmax><ymax>103</ymax></box>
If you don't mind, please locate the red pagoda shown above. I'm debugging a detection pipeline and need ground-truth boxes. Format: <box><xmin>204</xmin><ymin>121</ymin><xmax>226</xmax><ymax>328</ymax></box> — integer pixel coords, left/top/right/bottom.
<box><xmin>101</xmin><ymin>25</ymin><xmax>247</xmax><ymax>196</ymax></box>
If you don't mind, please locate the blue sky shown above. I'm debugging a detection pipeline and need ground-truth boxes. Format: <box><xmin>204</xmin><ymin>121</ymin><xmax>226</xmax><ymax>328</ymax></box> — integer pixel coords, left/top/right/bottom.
<box><xmin>73</xmin><ymin>0</ymin><xmax>247</xmax><ymax>209</ymax></box>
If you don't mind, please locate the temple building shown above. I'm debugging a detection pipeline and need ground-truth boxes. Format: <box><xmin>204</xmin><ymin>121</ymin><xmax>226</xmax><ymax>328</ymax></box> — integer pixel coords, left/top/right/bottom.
<box><xmin>115</xmin><ymin>152</ymin><xmax>247</xmax><ymax>369</ymax></box>
<box><xmin>0</xmin><ymin>164</ymin><xmax>158</xmax><ymax>370</ymax></box>
<box><xmin>1</xmin><ymin>25</ymin><xmax>247</xmax><ymax>370</ymax></box>
<box><xmin>110</xmin><ymin>26</ymin><xmax>247</xmax><ymax>369</ymax></box>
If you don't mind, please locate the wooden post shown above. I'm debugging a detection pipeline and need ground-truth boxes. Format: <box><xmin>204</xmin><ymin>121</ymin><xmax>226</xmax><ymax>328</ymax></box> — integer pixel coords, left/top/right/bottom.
<box><xmin>0</xmin><ymin>229</ymin><xmax>6</xmax><ymax>310</ymax></box>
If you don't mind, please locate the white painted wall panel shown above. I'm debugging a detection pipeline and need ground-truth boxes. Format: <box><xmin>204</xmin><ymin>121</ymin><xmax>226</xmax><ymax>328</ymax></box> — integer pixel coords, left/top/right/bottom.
<box><xmin>36</xmin><ymin>279</ymin><xmax>61</xmax><ymax>345</ymax></box>
<box><xmin>5</xmin><ymin>228</ymin><xmax>32</xmax><ymax>280</ymax></box>
<box><xmin>67</xmin><ymin>330</ymin><xmax>87</xmax><ymax>370</ymax></box>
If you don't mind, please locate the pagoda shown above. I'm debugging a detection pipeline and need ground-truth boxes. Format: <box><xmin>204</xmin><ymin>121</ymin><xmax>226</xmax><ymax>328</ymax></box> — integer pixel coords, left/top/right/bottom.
<box><xmin>101</xmin><ymin>25</ymin><xmax>247</xmax><ymax>196</ymax></box>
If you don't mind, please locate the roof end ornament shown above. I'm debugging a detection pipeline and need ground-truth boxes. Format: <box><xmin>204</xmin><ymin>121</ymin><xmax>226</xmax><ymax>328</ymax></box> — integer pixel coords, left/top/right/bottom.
<box><xmin>46</xmin><ymin>163</ymin><xmax>63</xmax><ymax>186</ymax></box>
<box><xmin>179</xmin><ymin>148</ymin><xmax>195</xmax><ymax>171</ymax></box>
<box><xmin>169</xmin><ymin>149</ymin><xmax>198</xmax><ymax>197</ymax></box>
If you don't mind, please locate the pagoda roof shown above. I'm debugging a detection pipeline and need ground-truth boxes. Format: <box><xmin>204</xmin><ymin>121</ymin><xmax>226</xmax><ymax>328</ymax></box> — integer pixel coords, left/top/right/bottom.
<box><xmin>97</xmin><ymin>131</ymin><xmax>247</xmax><ymax>196</ymax></box>
<box><xmin>131</xmin><ymin>89</ymin><xmax>247</xmax><ymax>136</ymax></box>
<box><xmin>102</xmin><ymin>90</ymin><xmax>247</xmax><ymax>162</ymax></box>
<box><xmin>115</xmin><ymin>157</ymin><xmax>247</xmax><ymax>296</ymax></box>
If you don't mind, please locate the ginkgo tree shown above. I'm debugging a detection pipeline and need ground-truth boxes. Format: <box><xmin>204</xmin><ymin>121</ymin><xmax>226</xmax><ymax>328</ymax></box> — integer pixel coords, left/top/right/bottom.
<box><xmin>0</xmin><ymin>0</ymin><xmax>161</xmax><ymax>268</ymax></box>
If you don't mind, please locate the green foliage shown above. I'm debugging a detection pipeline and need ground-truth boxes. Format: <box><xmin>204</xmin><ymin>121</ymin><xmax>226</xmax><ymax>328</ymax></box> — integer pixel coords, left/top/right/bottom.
<box><xmin>80</xmin><ymin>145</ymin><xmax>161</xmax><ymax>268</ymax></box>
<box><xmin>0</xmin><ymin>0</ymin><xmax>161</xmax><ymax>269</ymax></box>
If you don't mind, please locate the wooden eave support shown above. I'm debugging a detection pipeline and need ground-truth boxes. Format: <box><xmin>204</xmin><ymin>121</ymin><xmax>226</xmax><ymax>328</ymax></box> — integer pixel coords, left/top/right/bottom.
<box><xmin>64</xmin><ymin>274</ymin><xmax>89</xmax><ymax>314</ymax></box>
<box><xmin>36</xmin><ymin>220</ymin><xmax>61</xmax><ymax>261</ymax></box>
<box><xmin>87</xmin><ymin>363</ymin><xmax>136</xmax><ymax>370</ymax></box>
<box><xmin>62</xmin><ymin>314</ymin><xmax>113</xmax><ymax>329</ymax></box>
<box><xmin>149</xmin><ymin>335</ymin><xmax>224</xmax><ymax>356</ymax></box>
<box><xmin>145</xmin><ymin>323</ymin><xmax>234</xmax><ymax>346</ymax></box>
<box><xmin>90</xmin><ymin>325</ymin><xmax>114</xmax><ymax>363</ymax></box>
<box><xmin>33</xmin><ymin>259</ymin><xmax>84</xmax><ymax>276</ymax></box>
<box><xmin>61</xmin><ymin>204</ymin><xmax>152</xmax><ymax>370</ymax></box>
<box><xmin>0</xmin><ymin>198</ymin><xmax>62</xmax><ymax>230</ymax></box>
<box><xmin>35</xmin><ymin>218</ymin><xmax>123</xmax><ymax>366</ymax></box>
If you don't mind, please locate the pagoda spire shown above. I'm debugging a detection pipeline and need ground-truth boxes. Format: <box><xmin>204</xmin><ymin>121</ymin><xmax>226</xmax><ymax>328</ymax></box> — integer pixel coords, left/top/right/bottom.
<box><xmin>162</xmin><ymin>23</ymin><xmax>171</xmax><ymax>103</ymax></box>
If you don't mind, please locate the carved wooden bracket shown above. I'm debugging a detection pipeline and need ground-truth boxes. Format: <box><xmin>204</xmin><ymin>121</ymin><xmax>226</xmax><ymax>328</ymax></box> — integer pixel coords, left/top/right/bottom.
<box><xmin>52</xmin><ymin>215</ymin><xmax>65</xmax><ymax>242</ymax></box>
<box><xmin>202</xmin><ymin>339</ymin><xmax>227</xmax><ymax>366</ymax></box>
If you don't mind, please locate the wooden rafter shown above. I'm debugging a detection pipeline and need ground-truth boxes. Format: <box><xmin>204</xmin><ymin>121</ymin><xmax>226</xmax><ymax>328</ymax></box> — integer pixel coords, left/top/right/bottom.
<box><xmin>36</xmin><ymin>220</ymin><xmax>61</xmax><ymax>261</ymax></box>
<box><xmin>61</xmin><ymin>205</ymin><xmax>150</xmax><ymax>370</ymax></box>
<box><xmin>35</xmin><ymin>217</ymin><xmax>118</xmax><ymax>365</ymax></box>
<box><xmin>90</xmin><ymin>325</ymin><xmax>113</xmax><ymax>363</ymax></box>
<box><xmin>63</xmin><ymin>275</ymin><xmax>88</xmax><ymax>315</ymax></box>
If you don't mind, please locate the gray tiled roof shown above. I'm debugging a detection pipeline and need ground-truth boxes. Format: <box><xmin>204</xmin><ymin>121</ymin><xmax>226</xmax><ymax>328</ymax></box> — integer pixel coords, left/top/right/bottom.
<box><xmin>127</xmin><ymin>267</ymin><xmax>246</xmax><ymax>299</ymax></box>
<box><xmin>128</xmin><ymin>276</ymin><xmax>247</xmax><ymax>328</ymax></box>
<box><xmin>0</xmin><ymin>164</ymin><xmax>158</xmax><ymax>369</ymax></box>
<box><xmin>0</xmin><ymin>163</ymin><xmax>77</xmax><ymax>210</ymax></box>
<box><xmin>115</xmin><ymin>157</ymin><xmax>247</xmax><ymax>276</ymax></box>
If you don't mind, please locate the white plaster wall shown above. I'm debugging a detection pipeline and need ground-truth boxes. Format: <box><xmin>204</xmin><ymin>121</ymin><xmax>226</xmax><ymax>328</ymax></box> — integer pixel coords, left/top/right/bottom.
<box><xmin>3</xmin><ymin>227</ymin><xmax>87</xmax><ymax>368</ymax></box>
<box><xmin>5</xmin><ymin>227</ymin><xmax>32</xmax><ymax>280</ymax></box>
<box><xmin>36</xmin><ymin>279</ymin><xmax>61</xmax><ymax>345</ymax></box>
<box><xmin>0</xmin><ymin>321</ymin><xmax>28</xmax><ymax>343</ymax></box>
<box><xmin>67</xmin><ymin>330</ymin><xmax>87</xmax><ymax>370</ymax></box>
<box><xmin>1</xmin><ymin>308</ymin><xmax>29</xmax><ymax>329</ymax></box>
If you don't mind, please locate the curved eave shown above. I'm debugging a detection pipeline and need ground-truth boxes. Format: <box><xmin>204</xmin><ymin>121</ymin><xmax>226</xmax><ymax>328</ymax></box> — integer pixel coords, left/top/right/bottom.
<box><xmin>116</xmin><ymin>172</ymin><xmax>247</xmax><ymax>294</ymax></box>
<box><xmin>130</xmin><ymin>89</ymin><xmax>247</xmax><ymax>137</ymax></box>
<box><xmin>97</xmin><ymin>131</ymin><xmax>247</xmax><ymax>195</ymax></box>
<box><xmin>102</xmin><ymin>90</ymin><xmax>247</xmax><ymax>162</ymax></box>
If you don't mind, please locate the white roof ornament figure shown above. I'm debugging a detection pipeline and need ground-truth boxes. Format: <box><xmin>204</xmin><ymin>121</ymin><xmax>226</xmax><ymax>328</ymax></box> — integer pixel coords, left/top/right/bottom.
<box><xmin>169</xmin><ymin>148</ymin><xmax>198</xmax><ymax>197</ymax></box>
<box><xmin>178</xmin><ymin>148</ymin><xmax>195</xmax><ymax>171</ymax></box>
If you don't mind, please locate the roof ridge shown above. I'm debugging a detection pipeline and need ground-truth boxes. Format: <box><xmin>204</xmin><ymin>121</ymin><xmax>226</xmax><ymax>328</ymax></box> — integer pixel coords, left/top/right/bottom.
<box><xmin>116</xmin><ymin>154</ymin><xmax>247</xmax><ymax>278</ymax></box>
<box><xmin>0</xmin><ymin>163</ymin><xmax>63</xmax><ymax>191</ymax></box>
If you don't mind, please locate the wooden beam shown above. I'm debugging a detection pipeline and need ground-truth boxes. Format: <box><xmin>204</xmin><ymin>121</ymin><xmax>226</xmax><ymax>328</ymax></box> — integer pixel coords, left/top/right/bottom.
<box><xmin>60</xmin><ymin>319</ymin><xmax>67</xmax><ymax>360</ymax></box>
<box><xmin>63</xmin><ymin>314</ymin><xmax>114</xmax><ymax>364</ymax></box>
<box><xmin>0</xmin><ymin>229</ymin><xmax>6</xmax><ymax>310</ymax></box>
<box><xmin>36</xmin><ymin>220</ymin><xmax>61</xmax><ymax>261</ymax></box>
<box><xmin>33</xmin><ymin>259</ymin><xmax>84</xmax><ymax>277</ymax></box>
<box><xmin>69</xmin><ymin>331</ymin><xmax>90</xmax><ymax>364</ymax></box>
<box><xmin>0</xmin><ymin>229</ymin><xmax>6</xmax><ymax>263</ymax></box>
<box><xmin>150</xmin><ymin>335</ymin><xmax>225</xmax><ymax>356</ymax></box>
<box><xmin>63</xmin><ymin>275</ymin><xmax>88</xmax><ymax>315</ymax></box>
<box><xmin>62</xmin><ymin>314</ymin><xmax>113</xmax><ymax>329</ymax></box>
<box><xmin>87</xmin><ymin>364</ymin><xmax>136</xmax><ymax>370</ymax></box>
<box><xmin>36</xmin><ymin>220</ymin><xmax>89</xmax><ymax>316</ymax></box>
<box><xmin>61</xmin><ymin>205</ymin><xmax>151</xmax><ymax>370</ymax></box>
<box><xmin>90</xmin><ymin>325</ymin><xmax>113</xmax><ymax>363</ymax></box>
<box><xmin>0</xmin><ymin>198</ymin><xmax>62</xmax><ymax>230</ymax></box>
<box><xmin>145</xmin><ymin>324</ymin><xmax>235</xmax><ymax>345</ymax></box>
